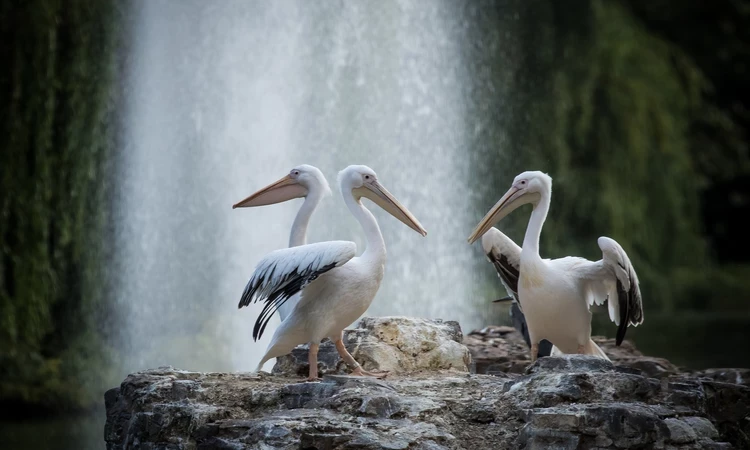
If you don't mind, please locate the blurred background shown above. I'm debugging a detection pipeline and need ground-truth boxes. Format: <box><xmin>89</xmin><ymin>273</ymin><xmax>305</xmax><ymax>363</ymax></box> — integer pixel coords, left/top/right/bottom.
<box><xmin>1</xmin><ymin>0</ymin><xmax>748</xmax><ymax>448</ymax></box>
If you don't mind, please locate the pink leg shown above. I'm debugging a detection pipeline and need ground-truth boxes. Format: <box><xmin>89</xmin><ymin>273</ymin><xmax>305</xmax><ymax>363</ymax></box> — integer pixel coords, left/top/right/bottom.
<box><xmin>301</xmin><ymin>342</ymin><xmax>322</xmax><ymax>382</ymax></box>
<box><xmin>530</xmin><ymin>343</ymin><xmax>539</xmax><ymax>363</ymax></box>
<box><xmin>334</xmin><ymin>335</ymin><xmax>388</xmax><ymax>379</ymax></box>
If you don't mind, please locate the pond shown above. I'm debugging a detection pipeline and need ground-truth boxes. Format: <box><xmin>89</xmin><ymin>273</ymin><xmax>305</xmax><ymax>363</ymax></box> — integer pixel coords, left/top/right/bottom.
<box><xmin>591</xmin><ymin>310</ymin><xmax>750</xmax><ymax>369</ymax></box>
<box><xmin>0</xmin><ymin>410</ymin><xmax>105</xmax><ymax>450</ymax></box>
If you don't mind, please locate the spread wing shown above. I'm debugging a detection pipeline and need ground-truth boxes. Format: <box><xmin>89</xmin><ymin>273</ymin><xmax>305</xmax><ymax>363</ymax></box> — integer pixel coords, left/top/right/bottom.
<box><xmin>239</xmin><ymin>240</ymin><xmax>356</xmax><ymax>340</ymax></box>
<box><xmin>580</xmin><ymin>237</ymin><xmax>644</xmax><ymax>345</ymax></box>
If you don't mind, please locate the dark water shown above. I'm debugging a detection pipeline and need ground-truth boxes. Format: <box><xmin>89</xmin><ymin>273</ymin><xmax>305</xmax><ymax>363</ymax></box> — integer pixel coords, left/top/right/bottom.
<box><xmin>2</xmin><ymin>312</ymin><xmax>748</xmax><ymax>449</ymax></box>
<box><xmin>0</xmin><ymin>409</ymin><xmax>105</xmax><ymax>450</ymax></box>
<box><xmin>592</xmin><ymin>311</ymin><xmax>750</xmax><ymax>370</ymax></box>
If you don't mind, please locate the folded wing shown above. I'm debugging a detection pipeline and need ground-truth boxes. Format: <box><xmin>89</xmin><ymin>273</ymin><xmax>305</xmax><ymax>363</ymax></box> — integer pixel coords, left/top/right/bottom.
<box><xmin>482</xmin><ymin>228</ymin><xmax>553</xmax><ymax>356</ymax></box>
<box><xmin>482</xmin><ymin>228</ymin><xmax>522</xmax><ymax>306</ymax></box>
<box><xmin>239</xmin><ymin>240</ymin><xmax>357</xmax><ymax>340</ymax></box>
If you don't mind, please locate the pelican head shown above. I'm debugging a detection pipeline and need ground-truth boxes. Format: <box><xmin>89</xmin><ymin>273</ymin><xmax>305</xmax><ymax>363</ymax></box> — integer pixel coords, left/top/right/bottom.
<box><xmin>468</xmin><ymin>170</ymin><xmax>551</xmax><ymax>244</ymax></box>
<box><xmin>233</xmin><ymin>164</ymin><xmax>330</xmax><ymax>208</ymax></box>
<box><xmin>338</xmin><ymin>165</ymin><xmax>427</xmax><ymax>236</ymax></box>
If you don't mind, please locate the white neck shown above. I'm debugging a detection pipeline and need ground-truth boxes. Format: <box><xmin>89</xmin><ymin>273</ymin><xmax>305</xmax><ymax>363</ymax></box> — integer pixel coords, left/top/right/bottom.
<box><xmin>289</xmin><ymin>189</ymin><xmax>324</xmax><ymax>247</ymax></box>
<box><xmin>521</xmin><ymin>191</ymin><xmax>550</xmax><ymax>260</ymax></box>
<box><xmin>343</xmin><ymin>190</ymin><xmax>385</xmax><ymax>261</ymax></box>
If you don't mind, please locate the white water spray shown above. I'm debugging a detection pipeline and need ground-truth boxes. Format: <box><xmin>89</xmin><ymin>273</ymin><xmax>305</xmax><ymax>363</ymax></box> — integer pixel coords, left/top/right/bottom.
<box><xmin>116</xmin><ymin>0</ymin><xmax>505</xmax><ymax>374</ymax></box>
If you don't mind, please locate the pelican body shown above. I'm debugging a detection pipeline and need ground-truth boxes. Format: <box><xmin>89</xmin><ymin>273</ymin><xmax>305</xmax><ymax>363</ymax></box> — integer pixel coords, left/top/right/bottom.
<box><xmin>238</xmin><ymin>165</ymin><xmax>426</xmax><ymax>380</ymax></box>
<box><xmin>469</xmin><ymin>171</ymin><xmax>644</xmax><ymax>361</ymax></box>
<box><xmin>233</xmin><ymin>164</ymin><xmax>330</xmax><ymax>320</ymax></box>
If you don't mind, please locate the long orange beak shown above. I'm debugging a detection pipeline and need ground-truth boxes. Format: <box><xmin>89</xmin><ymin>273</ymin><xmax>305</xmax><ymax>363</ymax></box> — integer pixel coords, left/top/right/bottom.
<box><xmin>353</xmin><ymin>179</ymin><xmax>427</xmax><ymax>236</ymax></box>
<box><xmin>468</xmin><ymin>186</ymin><xmax>538</xmax><ymax>244</ymax></box>
<box><xmin>233</xmin><ymin>175</ymin><xmax>307</xmax><ymax>209</ymax></box>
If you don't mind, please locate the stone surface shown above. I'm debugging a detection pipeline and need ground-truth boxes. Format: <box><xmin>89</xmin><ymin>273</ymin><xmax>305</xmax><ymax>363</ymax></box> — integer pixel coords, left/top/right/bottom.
<box><xmin>464</xmin><ymin>325</ymin><xmax>683</xmax><ymax>379</ymax></box>
<box><xmin>464</xmin><ymin>326</ymin><xmax>750</xmax><ymax>449</ymax></box>
<box><xmin>105</xmin><ymin>357</ymin><xmax>747</xmax><ymax>449</ymax></box>
<box><xmin>105</xmin><ymin>320</ymin><xmax>749</xmax><ymax>449</ymax></box>
<box><xmin>462</xmin><ymin>325</ymin><xmax>532</xmax><ymax>375</ymax></box>
<box><xmin>273</xmin><ymin>316</ymin><xmax>471</xmax><ymax>376</ymax></box>
<box><xmin>689</xmin><ymin>368</ymin><xmax>750</xmax><ymax>387</ymax></box>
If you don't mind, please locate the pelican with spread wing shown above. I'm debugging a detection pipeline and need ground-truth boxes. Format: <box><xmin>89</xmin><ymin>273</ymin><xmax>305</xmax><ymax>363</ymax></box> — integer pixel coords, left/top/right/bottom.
<box><xmin>468</xmin><ymin>171</ymin><xmax>644</xmax><ymax>362</ymax></box>
<box><xmin>239</xmin><ymin>165</ymin><xmax>426</xmax><ymax>380</ymax></box>
<box><xmin>233</xmin><ymin>164</ymin><xmax>330</xmax><ymax>321</ymax></box>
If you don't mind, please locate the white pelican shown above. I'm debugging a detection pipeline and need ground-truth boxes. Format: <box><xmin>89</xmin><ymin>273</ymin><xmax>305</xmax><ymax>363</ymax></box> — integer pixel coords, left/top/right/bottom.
<box><xmin>233</xmin><ymin>164</ymin><xmax>330</xmax><ymax>321</ymax></box>
<box><xmin>468</xmin><ymin>171</ymin><xmax>644</xmax><ymax>362</ymax></box>
<box><xmin>239</xmin><ymin>165</ymin><xmax>426</xmax><ymax>380</ymax></box>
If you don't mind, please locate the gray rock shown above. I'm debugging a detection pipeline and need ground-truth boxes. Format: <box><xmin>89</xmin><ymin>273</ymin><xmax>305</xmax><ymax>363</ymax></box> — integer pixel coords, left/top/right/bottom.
<box><xmin>464</xmin><ymin>329</ymin><xmax>682</xmax><ymax>379</ymax></box>
<box><xmin>525</xmin><ymin>354</ymin><xmax>616</xmax><ymax>374</ymax></box>
<box><xmin>693</xmin><ymin>368</ymin><xmax>750</xmax><ymax>386</ymax></box>
<box><xmin>665</xmin><ymin>417</ymin><xmax>699</xmax><ymax>444</ymax></box>
<box><xmin>106</xmin><ymin>360</ymin><xmax>746</xmax><ymax>449</ymax></box>
<box><xmin>617</xmin><ymin>356</ymin><xmax>681</xmax><ymax>379</ymax></box>
<box><xmin>274</xmin><ymin>316</ymin><xmax>472</xmax><ymax>377</ymax></box>
<box><xmin>106</xmin><ymin>323</ymin><xmax>750</xmax><ymax>450</ymax></box>
<box><xmin>702</xmin><ymin>381</ymin><xmax>750</xmax><ymax>449</ymax></box>
<box><xmin>278</xmin><ymin>380</ymin><xmax>339</xmax><ymax>409</ymax></box>
<box><xmin>272</xmin><ymin>341</ymin><xmax>344</xmax><ymax>377</ymax></box>
<box><xmin>681</xmin><ymin>416</ymin><xmax>719</xmax><ymax>440</ymax></box>
<box><xmin>519</xmin><ymin>403</ymin><xmax>670</xmax><ymax>449</ymax></box>
<box><xmin>463</xmin><ymin>325</ymin><xmax>532</xmax><ymax>374</ymax></box>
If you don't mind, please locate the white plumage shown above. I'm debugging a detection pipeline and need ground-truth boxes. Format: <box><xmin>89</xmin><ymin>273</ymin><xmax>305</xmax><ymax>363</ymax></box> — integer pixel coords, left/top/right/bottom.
<box><xmin>239</xmin><ymin>165</ymin><xmax>426</xmax><ymax>381</ymax></box>
<box><xmin>588</xmin><ymin>236</ymin><xmax>644</xmax><ymax>339</ymax></box>
<box><xmin>233</xmin><ymin>164</ymin><xmax>330</xmax><ymax>321</ymax></box>
<box><xmin>482</xmin><ymin>228</ymin><xmax>553</xmax><ymax>357</ymax></box>
<box><xmin>469</xmin><ymin>171</ymin><xmax>644</xmax><ymax>362</ymax></box>
<box><xmin>238</xmin><ymin>241</ymin><xmax>356</xmax><ymax>339</ymax></box>
<box><xmin>241</xmin><ymin>241</ymin><xmax>356</xmax><ymax>304</ymax></box>
<box><xmin>482</xmin><ymin>228</ymin><xmax>521</xmax><ymax>302</ymax></box>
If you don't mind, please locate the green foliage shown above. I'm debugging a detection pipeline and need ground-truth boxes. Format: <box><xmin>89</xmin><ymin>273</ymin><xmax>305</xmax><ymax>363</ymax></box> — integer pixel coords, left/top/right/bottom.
<box><xmin>0</xmin><ymin>0</ymin><xmax>122</xmax><ymax>411</ymax></box>
<box><xmin>473</xmin><ymin>0</ymin><xmax>750</xmax><ymax>314</ymax></box>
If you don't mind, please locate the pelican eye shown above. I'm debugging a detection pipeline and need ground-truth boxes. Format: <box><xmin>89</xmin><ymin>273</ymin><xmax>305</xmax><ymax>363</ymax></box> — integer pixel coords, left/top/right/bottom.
<box><xmin>364</xmin><ymin>175</ymin><xmax>371</xmax><ymax>180</ymax></box>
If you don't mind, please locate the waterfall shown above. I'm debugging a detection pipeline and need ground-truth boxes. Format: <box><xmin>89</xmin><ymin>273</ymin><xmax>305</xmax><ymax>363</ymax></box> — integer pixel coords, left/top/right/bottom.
<box><xmin>115</xmin><ymin>0</ymin><xmax>511</xmax><ymax>374</ymax></box>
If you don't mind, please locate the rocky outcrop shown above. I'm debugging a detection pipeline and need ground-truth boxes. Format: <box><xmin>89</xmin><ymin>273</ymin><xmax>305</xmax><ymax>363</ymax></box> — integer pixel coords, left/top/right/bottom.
<box><xmin>464</xmin><ymin>325</ymin><xmax>682</xmax><ymax>378</ymax></box>
<box><xmin>273</xmin><ymin>317</ymin><xmax>470</xmax><ymax>377</ymax></box>
<box><xmin>465</xmin><ymin>325</ymin><xmax>750</xmax><ymax>386</ymax></box>
<box><xmin>462</xmin><ymin>325</ymin><xmax>535</xmax><ymax>375</ymax></box>
<box><xmin>104</xmin><ymin>318</ymin><xmax>750</xmax><ymax>449</ymax></box>
<box><xmin>508</xmin><ymin>357</ymin><xmax>744</xmax><ymax>449</ymax></box>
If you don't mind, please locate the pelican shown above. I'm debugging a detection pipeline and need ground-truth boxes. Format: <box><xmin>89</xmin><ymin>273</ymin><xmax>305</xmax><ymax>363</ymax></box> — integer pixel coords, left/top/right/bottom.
<box><xmin>468</xmin><ymin>171</ymin><xmax>644</xmax><ymax>362</ymax></box>
<box><xmin>233</xmin><ymin>164</ymin><xmax>330</xmax><ymax>321</ymax></box>
<box><xmin>239</xmin><ymin>165</ymin><xmax>426</xmax><ymax>380</ymax></box>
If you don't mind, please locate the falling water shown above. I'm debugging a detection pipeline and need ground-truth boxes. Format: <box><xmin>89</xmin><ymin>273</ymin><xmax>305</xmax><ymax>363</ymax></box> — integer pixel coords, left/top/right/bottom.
<box><xmin>115</xmin><ymin>0</ymin><xmax>516</xmax><ymax>374</ymax></box>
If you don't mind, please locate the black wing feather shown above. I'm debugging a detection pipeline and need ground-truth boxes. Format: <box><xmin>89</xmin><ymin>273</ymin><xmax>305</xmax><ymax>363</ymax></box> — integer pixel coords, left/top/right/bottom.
<box><xmin>615</xmin><ymin>279</ymin><xmax>629</xmax><ymax>346</ymax></box>
<box><xmin>487</xmin><ymin>250</ymin><xmax>552</xmax><ymax>358</ymax></box>
<box><xmin>488</xmin><ymin>252</ymin><xmax>520</xmax><ymax>303</ymax></box>
<box><xmin>239</xmin><ymin>261</ymin><xmax>338</xmax><ymax>341</ymax></box>
<box><xmin>597</xmin><ymin>237</ymin><xmax>644</xmax><ymax>347</ymax></box>
<box><xmin>615</xmin><ymin>265</ymin><xmax>643</xmax><ymax>346</ymax></box>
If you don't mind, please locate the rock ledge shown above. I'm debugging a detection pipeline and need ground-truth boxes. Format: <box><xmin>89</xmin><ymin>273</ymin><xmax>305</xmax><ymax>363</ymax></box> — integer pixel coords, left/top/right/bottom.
<box><xmin>104</xmin><ymin>318</ymin><xmax>749</xmax><ymax>449</ymax></box>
